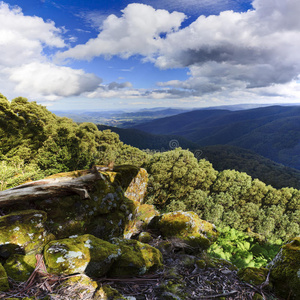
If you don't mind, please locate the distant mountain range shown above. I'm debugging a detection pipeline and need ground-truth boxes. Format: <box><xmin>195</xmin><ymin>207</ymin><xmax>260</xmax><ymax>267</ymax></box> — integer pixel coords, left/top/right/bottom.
<box><xmin>132</xmin><ymin>106</ymin><xmax>300</xmax><ymax>170</ymax></box>
<box><xmin>53</xmin><ymin>108</ymin><xmax>191</xmax><ymax>127</ymax></box>
<box><xmin>97</xmin><ymin>125</ymin><xmax>300</xmax><ymax>190</ymax></box>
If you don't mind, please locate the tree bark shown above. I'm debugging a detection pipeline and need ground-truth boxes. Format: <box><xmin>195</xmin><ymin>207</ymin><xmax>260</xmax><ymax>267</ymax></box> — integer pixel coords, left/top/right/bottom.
<box><xmin>0</xmin><ymin>171</ymin><xmax>105</xmax><ymax>206</ymax></box>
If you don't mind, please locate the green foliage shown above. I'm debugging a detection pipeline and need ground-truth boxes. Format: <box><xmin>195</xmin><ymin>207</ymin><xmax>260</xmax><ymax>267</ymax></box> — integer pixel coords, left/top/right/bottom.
<box><xmin>208</xmin><ymin>227</ymin><xmax>282</xmax><ymax>269</ymax></box>
<box><xmin>145</xmin><ymin>151</ymin><xmax>300</xmax><ymax>242</ymax></box>
<box><xmin>144</xmin><ymin>148</ymin><xmax>217</xmax><ymax>208</ymax></box>
<box><xmin>0</xmin><ymin>159</ymin><xmax>44</xmax><ymax>191</ymax></box>
<box><xmin>0</xmin><ymin>95</ymin><xmax>149</xmax><ymax>188</ymax></box>
<box><xmin>1</xmin><ymin>94</ymin><xmax>299</xmax><ymax>245</ymax></box>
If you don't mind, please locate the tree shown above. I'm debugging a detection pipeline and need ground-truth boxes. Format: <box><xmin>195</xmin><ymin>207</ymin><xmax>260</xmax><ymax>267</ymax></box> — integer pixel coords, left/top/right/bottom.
<box><xmin>145</xmin><ymin>148</ymin><xmax>211</xmax><ymax>207</ymax></box>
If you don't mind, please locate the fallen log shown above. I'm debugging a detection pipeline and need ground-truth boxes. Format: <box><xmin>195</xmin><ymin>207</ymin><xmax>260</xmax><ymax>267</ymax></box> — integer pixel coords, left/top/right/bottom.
<box><xmin>0</xmin><ymin>169</ymin><xmax>107</xmax><ymax>206</ymax></box>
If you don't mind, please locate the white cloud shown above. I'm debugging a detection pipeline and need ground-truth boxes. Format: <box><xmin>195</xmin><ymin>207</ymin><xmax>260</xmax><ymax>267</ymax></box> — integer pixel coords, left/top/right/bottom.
<box><xmin>57</xmin><ymin>0</ymin><xmax>300</xmax><ymax>104</ymax></box>
<box><xmin>9</xmin><ymin>62</ymin><xmax>102</xmax><ymax>98</ymax></box>
<box><xmin>0</xmin><ymin>2</ymin><xmax>101</xmax><ymax>100</ymax></box>
<box><xmin>57</xmin><ymin>3</ymin><xmax>186</xmax><ymax>61</ymax></box>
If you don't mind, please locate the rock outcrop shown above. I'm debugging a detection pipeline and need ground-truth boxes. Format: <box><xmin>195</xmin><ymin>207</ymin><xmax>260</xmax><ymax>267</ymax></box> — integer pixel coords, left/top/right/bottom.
<box><xmin>0</xmin><ymin>165</ymin><xmax>295</xmax><ymax>299</ymax></box>
<box><xmin>268</xmin><ymin>236</ymin><xmax>300</xmax><ymax>299</ymax></box>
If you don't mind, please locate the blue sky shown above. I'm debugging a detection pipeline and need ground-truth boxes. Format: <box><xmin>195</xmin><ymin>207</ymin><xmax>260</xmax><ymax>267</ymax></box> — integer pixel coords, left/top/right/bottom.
<box><xmin>1</xmin><ymin>0</ymin><xmax>300</xmax><ymax>111</ymax></box>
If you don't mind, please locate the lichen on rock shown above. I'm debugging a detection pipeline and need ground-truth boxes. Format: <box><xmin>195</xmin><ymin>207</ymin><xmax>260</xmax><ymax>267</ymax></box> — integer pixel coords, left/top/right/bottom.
<box><xmin>148</xmin><ymin>211</ymin><xmax>219</xmax><ymax>252</ymax></box>
<box><xmin>4</xmin><ymin>253</ymin><xmax>36</xmax><ymax>282</ymax></box>
<box><xmin>0</xmin><ymin>210</ymin><xmax>48</xmax><ymax>255</ymax></box>
<box><xmin>94</xmin><ymin>285</ymin><xmax>128</xmax><ymax>300</ymax></box>
<box><xmin>109</xmin><ymin>238</ymin><xmax>163</xmax><ymax>277</ymax></box>
<box><xmin>56</xmin><ymin>274</ymin><xmax>98</xmax><ymax>299</ymax></box>
<box><xmin>44</xmin><ymin>234</ymin><xmax>121</xmax><ymax>277</ymax></box>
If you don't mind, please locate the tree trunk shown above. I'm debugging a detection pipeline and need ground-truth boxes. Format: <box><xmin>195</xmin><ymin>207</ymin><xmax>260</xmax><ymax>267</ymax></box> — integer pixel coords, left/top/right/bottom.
<box><xmin>0</xmin><ymin>171</ymin><xmax>105</xmax><ymax>206</ymax></box>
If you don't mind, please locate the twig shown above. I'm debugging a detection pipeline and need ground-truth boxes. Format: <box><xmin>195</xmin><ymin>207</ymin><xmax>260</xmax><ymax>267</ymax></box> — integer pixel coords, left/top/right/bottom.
<box><xmin>200</xmin><ymin>290</ymin><xmax>238</xmax><ymax>298</ymax></box>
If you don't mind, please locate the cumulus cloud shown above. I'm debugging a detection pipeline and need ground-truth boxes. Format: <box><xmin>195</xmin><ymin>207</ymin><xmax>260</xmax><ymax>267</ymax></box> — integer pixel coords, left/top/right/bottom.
<box><xmin>0</xmin><ymin>2</ymin><xmax>101</xmax><ymax>100</ymax></box>
<box><xmin>57</xmin><ymin>0</ymin><xmax>300</xmax><ymax>102</ymax></box>
<box><xmin>9</xmin><ymin>62</ymin><xmax>102</xmax><ymax>99</ymax></box>
<box><xmin>155</xmin><ymin>0</ymin><xmax>300</xmax><ymax>91</ymax></box>
<box><xmin>56</xmin><ymin>3</ymin><xmax>186</xmax><ymax>61</ymax></box>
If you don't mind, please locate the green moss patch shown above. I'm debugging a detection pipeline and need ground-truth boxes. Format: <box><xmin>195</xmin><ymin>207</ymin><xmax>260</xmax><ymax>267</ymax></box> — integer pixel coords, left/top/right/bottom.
<box><xmin>148</xmin><ymin>211</ymin><xmax>218</xmax><ymax>251</ymax></box>
<box><xmin>269</xmin><ymin>236</ymin><xmax>300</xmax><ymax>299</ymax></box>
<box><xmin>238</xmin><ymin>267</ymin><xmax>269</xmax><ymax>285</ymax></box>
<box><xmin>44</xmin><ymin>234</ymin><xmax>121</xmax><ymax>277</ymax></box>
<box><xmin>109</xmin><ymin>238</ymin><xmax>162</xmax><ymax>277</ymax></box>
<box><xmin>4</xmin><ymin>253</ymin><xmax>36</xmax><ymax>282</ymax></box>
<box><xmin>0</xmin><ymin>210</ymin><xmax>48</xmax><ymax>254</ymax></box>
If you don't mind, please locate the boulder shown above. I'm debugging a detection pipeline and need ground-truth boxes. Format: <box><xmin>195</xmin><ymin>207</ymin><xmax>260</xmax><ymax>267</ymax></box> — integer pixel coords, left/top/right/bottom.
<box><xmin>0</xmin><ymin>166</ymin><xmax>148</xmax><ymax>242</ymax></box>
<box><xmin>237</xmin><ymin>267</ymin><xmax>269</xmax><ymax>286</ymax></box>
<box><xmin>4</xmin><ymin>253</ymin><xmax>36</xmax><ymax>282</ymax></box>
<box><xmin>114</xmin><ymin>166</ymin><xmax>148</xmax><ymax>204</ymax></box>
<box><xmin>269</xmin><ymin>236</ymin><xmax>300</xmax><ymax>299</ymax></box>
<box><xmin>94</xmin><ymin>285</ymin><xmax>128</xmax><ymax>300</ymax></box>
<box><xmin>44</xmin><ymin>234</ymin><xmax>121</xmax><ymax>277</ymax></box>
<box><xmin>148</xmin><ymin>211</ymin><xmax>218</xmax><ymax>251</ymax></box>
<box><xmin>56</xmin><ymin>274</ymin><xmax>98</xmax><ymax>299</ymax></box>
<box><xmin>109</xmin><ymin>238</ymin><xmax>163</xmax><ymax>277</ymax></box>
<box><xmin>0</xmin><ymin>210</ymin><xmax>49</xmax><ymax>255</ymax></box>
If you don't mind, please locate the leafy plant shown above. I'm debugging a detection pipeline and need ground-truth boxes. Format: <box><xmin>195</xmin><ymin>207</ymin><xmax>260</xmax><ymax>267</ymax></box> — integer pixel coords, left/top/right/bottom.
<box><xmin>208</xmin><ymin>226</ymin><xmax>282</xmax><ymax>269</ymax></box>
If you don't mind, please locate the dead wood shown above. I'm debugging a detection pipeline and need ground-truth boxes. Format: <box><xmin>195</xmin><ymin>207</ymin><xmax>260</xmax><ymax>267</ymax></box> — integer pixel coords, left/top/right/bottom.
<box><xmin>0</xmin><ymin>171</ymin><xmax>106</xmax><ymax>206</ymax></box>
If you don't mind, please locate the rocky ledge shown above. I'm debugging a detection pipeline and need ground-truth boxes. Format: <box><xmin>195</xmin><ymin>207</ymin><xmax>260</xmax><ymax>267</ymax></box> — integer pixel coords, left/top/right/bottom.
<box><xmin>0</xmin><ymin>166</ymin><xmax>298</xmax><ymax>299</ymax></box>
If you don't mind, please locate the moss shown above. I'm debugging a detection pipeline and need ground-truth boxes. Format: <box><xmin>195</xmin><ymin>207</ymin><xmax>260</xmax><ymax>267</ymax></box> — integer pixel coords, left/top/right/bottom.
<box><xmin>252</xmin><ymin>294</ymin><xmax>264</xmax><ymax>300</ymax></box>
<box><xmin>238</xmin><ymin>267</ymin><xmax>269</xmax><ymax>285</ymax></box>
<box><xmin>0</xmin><ymin>262</ymin><xmax>9</xmax><ymax>291</ymax></box>
<box><xmin>138</xmin><ymin>232</ymin><xmax>153</xmax><ymax>243</ymax></box>
<box><xmin>4</xmin><ymin>253</ymin><xmax>36</xmax><ymax>281</ymax></box>
<box><xmin>136</xmin><ymin>204</ymin><xmax>160</xmax><ymax>230</ymax></box>
<box><xmin>269</xmin><ymin>236</ymin><xmax>300</xmax><ymax>299</ymax></box>
<box><xmin>148</xmin><ymin>211</ymin><xmax>218</xmax><ymax>252</ymax></box>
<box><xmin>202</xmin><ymin>252</ymin><xmax>238</xmax><ymax>270</ymax></box>
<box><xmin>160</xmin><ymin>279</ymin><xmax>186</xmax><ymax>300</ymax></box>
<box><xmin>58</xmin><ymin>274</ymin><xmax>98</xmax><ymax>298</ymax></box>
<box><xmin>94</xmin><ymin>285</ymin><xmax>127</xmax><ymax>300</ymax></box>
<box><xmin>196</xmin><ymin>260</ymin><xmax>206</xmax><ymax>269</ymax></box>
<box><xmin>114</xmin><ymin>166</ymin><xmax>148</xmax><ymax>204</ymax></box>
<box><xmin>44</xmin><ymin>234</ymin><xmax>121</xmax><ymax>277</ymax></box>
<box><xmin>0</xmin><ymin>210</ymin><xmax>48</xmax><ymax>254</ymax></box>
<box><xmin>109</xmin><ymin>239</ymin><xmax>162</xmax><ymax>277</ymax></box>
<box><xmin>45</xmin><ymin>169</ymin><xmax>88</xmax><ymax>179</ymax></box>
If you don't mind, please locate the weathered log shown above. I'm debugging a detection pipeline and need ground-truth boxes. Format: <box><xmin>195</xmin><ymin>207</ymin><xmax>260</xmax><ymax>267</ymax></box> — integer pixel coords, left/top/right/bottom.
<box><xmin>0</xmin><ymin>171</ymin><xmax>106</xmax><ymax>206</ymax></box>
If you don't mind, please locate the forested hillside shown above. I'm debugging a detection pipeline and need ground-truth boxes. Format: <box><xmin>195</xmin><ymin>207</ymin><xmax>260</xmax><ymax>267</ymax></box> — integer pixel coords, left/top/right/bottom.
<box><xmin>133</xmin><ymin>105</ymin><xmax>300</xmax><ymax>170</ymax></box>
<box><xmin>1</xmin><ymin>95</ymin><xmax>299</xmax><ymax>268</ymax></box>
<box><xmin>97</xmin><ymin>125</ymin><xmax>199</xmax><ymax>151</ymax></box>
<box><xmin>97</xmin><ymin>125</ymin><xmax>300</xmax><ymax>190</ymax></box>
<box><xmin>0</xmin><ymin>93</ymin><xmax>148</xmax><ymax>189</ymax></box>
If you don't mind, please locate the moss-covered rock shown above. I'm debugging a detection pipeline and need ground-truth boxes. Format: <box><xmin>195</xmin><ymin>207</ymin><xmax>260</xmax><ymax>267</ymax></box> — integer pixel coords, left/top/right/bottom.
<box><xmin>138</xmin><ymin>232</ymin><xmax>153</xmax><ymax>243</ymax></box>
<box><xmin>148</xmin><ymin>211</ymin><xmax>218</xmax><ymax>252</ymax></box>
<box><xmin>0</xmin><ymin>262</ymin><xmax>9</xmax><ymax>291</ymax></box>
<box><xmin>44</xmin><ymin>234</ymin><xmax>121</xmax><ymax>277</ymax></box>
<box><xmin>37</xmin><ymin>168</ymin><xmax>145</xmax><ymax>241</ymax></box>
<box><xmin>4</xmin><ymin>253</ymin><xmax>36</xmax><ymax>281</ymax></box>
<box><xmin>109</xmin><ymin>238</ymin><xmax>163</xmax><ymax>277</ymax></box>
<box><xmin>57</xmin><ymin>274</ymin><xmax>98</xmax><ymax>299</ymax></box>
<box><xmin>136</xmin><ymin>204</ymin><xmax>160</xmax><ymax>230</ymax></box>
<box><xmin>269</xmin><ymin>236</ymin><xmax>300</xmax><ymax>299</ymax></box>
<box><xmin>94</xmin><ymin>285</ymin><xmax>127</xmax><ymax>300</ymax></box>
<box><xmin>159</xmin><ymin>279</ymin><xmax>186</xmax><ymax>300</ymax></box>
<box><xmin>238</xmin><ymin>267</ymin><xmax>269</xmax><ymax>286</ymax></box>
<box><xmin>0</xmin><ymin>210</ymin><xmax>48</xmax><ymax>255</ymax></box>
<box><xmin>114</xmin><ymin>166</ymin><xmax>148</xmax><ymax>204</ymax></box>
